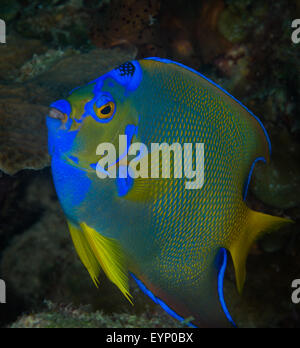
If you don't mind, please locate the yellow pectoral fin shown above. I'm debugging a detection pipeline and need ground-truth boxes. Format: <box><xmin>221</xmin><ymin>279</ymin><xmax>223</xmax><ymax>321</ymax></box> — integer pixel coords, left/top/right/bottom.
<box><xmin>67</xmin><ymin>221</ymin><xmax>132</xmax><ymax>304</ymax></box>
<box><xmin>229</xmin><ymin>210</ymin><xmax>294</xmax><ymax>294</ymax></box>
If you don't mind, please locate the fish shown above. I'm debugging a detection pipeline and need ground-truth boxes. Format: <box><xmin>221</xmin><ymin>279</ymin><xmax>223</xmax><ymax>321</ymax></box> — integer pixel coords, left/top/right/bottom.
<box><xmin>46</xmin><ymin>57</ymin><xmax>293</xmax><ymax>328</ymax></box>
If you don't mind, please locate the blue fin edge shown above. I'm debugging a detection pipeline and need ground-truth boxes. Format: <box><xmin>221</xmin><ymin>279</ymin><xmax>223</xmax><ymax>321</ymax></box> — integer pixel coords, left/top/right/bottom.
<box><xmin>217</xmin><ymin>248</ymin><xmax>237</xmax><ymax>328</ymax></box>
<box><xmin>130</xmin><ymin>273</ymin><xmax>197</xmax><ymax>328</ymax></box>
<box><xmin>144</xmin><ymin>57</ymin><xmax>272</xmax><ymax>155</ymax></box>
<box><xmin>243</xmin><ymin>156</ymin><xmax>266</xmax><ymax>201</ymax></box>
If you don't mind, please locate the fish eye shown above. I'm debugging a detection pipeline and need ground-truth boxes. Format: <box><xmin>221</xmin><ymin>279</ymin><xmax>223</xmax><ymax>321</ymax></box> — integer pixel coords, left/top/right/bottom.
<box><xmin>94</xmin><ymin>101</ymin><xmax>116</xmax><ymax>121</ymax></box>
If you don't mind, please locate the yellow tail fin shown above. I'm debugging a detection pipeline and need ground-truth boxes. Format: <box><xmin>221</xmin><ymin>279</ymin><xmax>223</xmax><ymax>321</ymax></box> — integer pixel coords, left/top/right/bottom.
<box><xmin>229</xmin><ymin>210</ymin><xmax>293</xmax><ymax>294</ymax></box>
<box><xmin>67</xmin><ymin>221</ymin><xmax>132</xmax><ymax>304</ymax></box>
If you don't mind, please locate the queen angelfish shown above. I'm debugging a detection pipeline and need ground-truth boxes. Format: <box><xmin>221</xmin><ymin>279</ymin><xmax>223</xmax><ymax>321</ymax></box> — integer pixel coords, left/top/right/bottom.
<box><xmin>46</xmin><ymin>58</ymin><xmax>292</xmax><ymax>327</ymax></box>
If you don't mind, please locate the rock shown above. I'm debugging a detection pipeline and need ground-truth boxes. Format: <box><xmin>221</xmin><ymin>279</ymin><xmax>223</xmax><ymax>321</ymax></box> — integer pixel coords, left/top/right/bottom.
<box><xmin>0</xmin><ymin>100</ymin><xmax>50</xmax><ymax>175</ymax></box>
<box><xmin>90</xmin><ymin>0</ymin><xmax>161</xmax><ymax>50</ymax></box>
<box><xmin>16</xmin><ymin>1</ymin><xmax>91</xmax><ymax>48</ymax></box>
<box><xmin>195</xmin><ymin>0</ymin><xmax>232</xmax><ymax>63</ymax></box>
<box><xmin>9</xmin><ymin>302</ymin><xmax>182</xmax><ymax>328</ymax></box>
<box><xmin>16</xmin><ymin>49</ymin><xmax>77</xmax><ymax>83</ymax></box>
<box><xmin>0</xmin><ymin>171</ymin><xmax>45</xmax><ymax>251</ymax></box>
<box><xmin>0</xmin><ymin>35</ymin><xmax>47</xmax><ymax>82</ymax></box>
<box><xmin>33</xmin><ymin>47</ymin><xmax>137</xmax><ymax>98</ymax></box>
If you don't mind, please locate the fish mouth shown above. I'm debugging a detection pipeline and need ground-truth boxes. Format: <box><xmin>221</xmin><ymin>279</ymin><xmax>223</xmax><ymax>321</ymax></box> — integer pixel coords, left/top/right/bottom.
<box><xmin>48</xmin><ymin>108</ymin><xmax>68</xmax><ymax>123</ymax></box>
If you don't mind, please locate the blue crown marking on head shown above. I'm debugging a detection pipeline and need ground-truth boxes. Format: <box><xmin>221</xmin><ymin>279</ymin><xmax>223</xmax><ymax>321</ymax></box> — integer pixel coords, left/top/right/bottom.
<box><xmin>110</xmin><ymin>61</ymin><xmax>143</xmax><ymax>92</ymax></box>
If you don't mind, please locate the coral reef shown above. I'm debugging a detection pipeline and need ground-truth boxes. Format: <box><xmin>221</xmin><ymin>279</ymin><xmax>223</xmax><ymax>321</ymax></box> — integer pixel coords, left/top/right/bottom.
<box><xmin>0</xmin><ymin>100</ymin><xmax>49</xmax><ymax>175</ymax></box>
<box><xmin>15</xmin><ymin>0</ymin><xmax>91</xmax><ymax>48</ymax></box>
<box><xmin>9</xmin><ymin>301</ymin><xmax>182</xmax><ymax>328</ymax></box>
<box><xmin>0</xmin><ymin>35</ymin><xmax>46</xmax><ymax>82</ymax></box>
<box><xmin>90</xmin><ymin>0</ymin><xmax>161</xmax><ymax>50</ymax></box>
<box><xmin>16</xmin><ymin>49</ymin><xmax>75</xmax><ymax>83</ymax></box>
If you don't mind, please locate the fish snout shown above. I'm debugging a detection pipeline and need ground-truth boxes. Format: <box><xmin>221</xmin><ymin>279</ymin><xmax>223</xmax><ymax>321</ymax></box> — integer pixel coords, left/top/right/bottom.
<box><xmin>48</xmin><ymin>99</ymin><xmax>72</xmax><ymax>124</ymax></box>
<box><xmin>46</xmin><ymin>100</ymin><xmax>76</xmax><ymax>157</ymax></box>
<box><xmin>48</xmin><ymin>108</ymin><xmax>68</xmax><ymax>123</ymax></box>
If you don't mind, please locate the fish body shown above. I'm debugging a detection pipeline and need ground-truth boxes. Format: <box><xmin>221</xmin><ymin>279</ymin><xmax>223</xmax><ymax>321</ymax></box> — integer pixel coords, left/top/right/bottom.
<box><xmin>47</xmin><ymin>58</ymin><xmax>292</xmax><ymax>327</ymax></box>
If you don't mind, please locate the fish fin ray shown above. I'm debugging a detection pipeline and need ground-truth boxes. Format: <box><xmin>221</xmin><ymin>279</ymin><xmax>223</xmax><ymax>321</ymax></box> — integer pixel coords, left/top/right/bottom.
<box><xmin>228</xmin><ymin>210</ymin><xmax>293</xmax><ymax>294</ymax></box>
<box><xmin>80</xmin><ymin>222</ymin><xmax>132</xmax><ymax>304</ymax></box>
<box><xmin>67</xmin><ymin>221</ymin><xmax>101</xmax><ymax>287</ymax></box>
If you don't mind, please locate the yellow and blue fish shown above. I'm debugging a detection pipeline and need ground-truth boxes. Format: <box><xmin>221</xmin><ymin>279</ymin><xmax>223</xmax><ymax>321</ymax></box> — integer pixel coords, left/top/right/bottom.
<box><xmin>47</xmin><ymin>58</ymin><xmax>292</xmax><ymax>327</ymax></box>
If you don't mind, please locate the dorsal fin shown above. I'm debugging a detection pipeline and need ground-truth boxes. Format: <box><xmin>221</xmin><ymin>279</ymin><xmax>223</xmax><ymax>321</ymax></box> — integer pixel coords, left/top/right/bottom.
<box><xmin>144</xmin><ymin>57</ymin><xmax>272</xmax><ymax>155</ymax></box>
